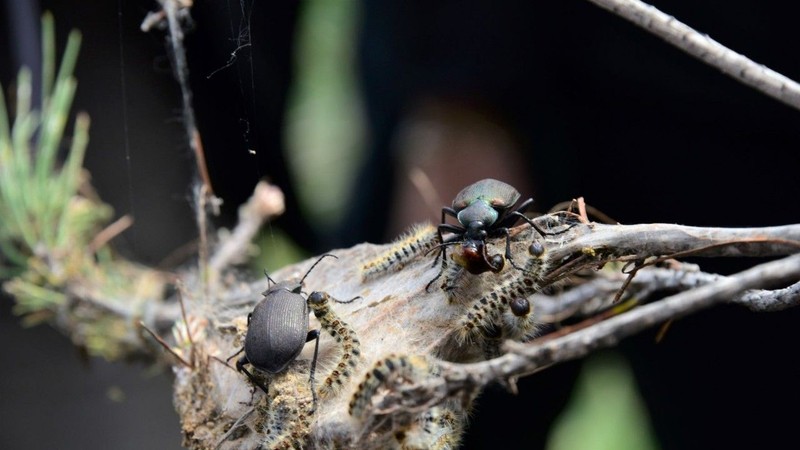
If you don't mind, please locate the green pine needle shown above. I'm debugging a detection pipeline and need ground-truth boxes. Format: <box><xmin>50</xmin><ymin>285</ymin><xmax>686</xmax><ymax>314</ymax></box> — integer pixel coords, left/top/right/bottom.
<box><xmin>0</xmin><ymin>13</ymin><xmax>110</xmax><ymax>306</ymax></box>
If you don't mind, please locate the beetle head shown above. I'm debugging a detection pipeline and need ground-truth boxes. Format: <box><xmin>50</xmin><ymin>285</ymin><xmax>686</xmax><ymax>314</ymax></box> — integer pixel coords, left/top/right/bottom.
<box><xmin>454</xmin><ymin>239</ymin><xmax>504</xmax><ymax>274</ymax></box>
<box><xmin>262</xmin><ymin>281</ymin><xmax>302</xmax><ymax>297</ymax></box>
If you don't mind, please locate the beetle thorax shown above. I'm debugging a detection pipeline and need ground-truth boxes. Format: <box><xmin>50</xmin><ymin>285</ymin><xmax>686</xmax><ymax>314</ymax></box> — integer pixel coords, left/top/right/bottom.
<box><xmin>457</xmin><ymin>201</ymin><xmax>499</xmax><ymax>232</ymax></box>
<box><xmin>458</xmin><ymin>202</ymin><xmax>496</xmax><ymax>241</ymax></box>
<box><xmin>262</xmin><ymin>281</ymin><xmax>302</xmax><ymax>297</ymax></box>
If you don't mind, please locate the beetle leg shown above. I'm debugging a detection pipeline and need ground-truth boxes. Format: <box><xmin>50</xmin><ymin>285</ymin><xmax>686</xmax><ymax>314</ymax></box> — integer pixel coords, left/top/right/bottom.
<box><xmin>225</xmin><ymin>346</ymin><xmax>244</xmax><ymax>364</ymax></box>
<box><xmin>509</xmin><ymin>209</ymin><xmax>576</xmax><ymax>238</ymax></box>
<box><xmin>434</xmin><ymin>223</ymin><xmax>463</xmax><ymax>265</ymax></box>
<box><xmin>235</xmin><ymin>354</ymin><xmax>270</xmax><ymax>395</ymax></box>
<box><xmin>435</xmin><ymin>218</ymin><xmax>463</xmax><ymax>266</ymax></box>
<box><xmin>511</xmin><ymin>197</ymin><xmax>534</xmax><ymax>216</ymax></box>
<box><xmin>441</xmin><ymin>206</ymin><xmax>458</xmax><ymax>222</ymax></box>
<box><xmin>509</xmin><ymin>210</ymin><xmax>546</xmax><ymax>236</ymax></box>
<box><xmin>498</xmin><ymin>227</ymin><xmax>526</xmax><ymax>272</ymax></box>
<box><xmin>427</xmin><ymin>225</ymin><xmax>463</xmax><ymax>292</ymax></box>
<box><xmin>496</xmin><ymin>197</ymin><xmax>566</xmax><ymax>239</ymax></box>
<box><xmin>493</xmin><ymin>197</ymin><xmax>534</xmax><ymax>230</ymax></box>
<box><xmin>436</xmin><ymin>209</ymin><xmax>451</xmax><ymax>268</ymax></box>
<box><xmin>426</xmin><ymin>253</ymin><xmax>449</xmax><ymax>292</ymax></box>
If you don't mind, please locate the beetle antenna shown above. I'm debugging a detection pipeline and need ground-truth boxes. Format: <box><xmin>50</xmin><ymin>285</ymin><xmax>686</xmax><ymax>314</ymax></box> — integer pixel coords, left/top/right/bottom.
<box><xmin>510</xmin><ymin>211</ymin><xmax>577</xmax><ymax>237</ymax></box>
<box><xmin>263</xmin><ymin>269</ymin><xmax>276</xmax><ymax>288</ymax></box>
<box><xmin>300</xmin><ymin>253</ymin><xmax>338</xmax><ymax>284</ymax></box>
<box><xmin>335</xmin><ymin>295</ymin><xmax>362</xmax><ymax>304</ymax></box>
<box><xmin>425</xmin><ymin>240</ymin><xmax>461</xmax><ymax>256</ymax></box>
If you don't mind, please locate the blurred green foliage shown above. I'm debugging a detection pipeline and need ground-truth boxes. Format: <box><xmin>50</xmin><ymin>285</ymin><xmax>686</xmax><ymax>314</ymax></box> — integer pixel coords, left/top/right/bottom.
<box><xmin>285</xmin><ymin>0</ymin><xmax>366</xmax><ymax>229</ymax></box>
<box><xmin>547</xmin><ymin>352</ymin><xmax>660</xmax><ymax>450</ymax></box>
<box><xmin>0</xmin><ymin>13</ymin><xmax>111</xmax><ymax>314</ymax></box>
<box><xmin>256</xmin><ymin>0</ymin><xmax>365</xmax><ymax>271</ymax></box>
<box><xmin>0</xmin><ymin>13</ymin><xmax>110</xmax><ymax>279</ymax></box>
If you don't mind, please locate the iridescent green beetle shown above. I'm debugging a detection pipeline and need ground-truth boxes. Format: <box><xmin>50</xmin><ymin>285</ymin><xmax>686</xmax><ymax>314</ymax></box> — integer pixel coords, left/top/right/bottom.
<box><xmin>427</xmin><ymin>178</ymin><xmax>540</xmax><ymax>289</ymax></box>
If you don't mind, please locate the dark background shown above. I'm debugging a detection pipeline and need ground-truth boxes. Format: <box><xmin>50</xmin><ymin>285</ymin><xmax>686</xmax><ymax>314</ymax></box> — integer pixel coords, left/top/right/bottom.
<box><xmin>2</xmin><ymin>0</ymin><xmax>799</xmax><ymax>449</ymax></box>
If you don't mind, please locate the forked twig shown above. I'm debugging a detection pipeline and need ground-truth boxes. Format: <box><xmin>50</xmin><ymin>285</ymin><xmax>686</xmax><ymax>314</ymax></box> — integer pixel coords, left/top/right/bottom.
<box><xmin>422</xmin><ymin>253</ymin><xmax>800</xmax><ymax>405</ymax></box>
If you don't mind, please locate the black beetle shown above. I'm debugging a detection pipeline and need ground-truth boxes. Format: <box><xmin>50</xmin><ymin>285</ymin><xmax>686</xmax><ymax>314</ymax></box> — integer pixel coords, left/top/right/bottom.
<box><xmin>232</xmin><ymin>254</ymin><xmax>356</xmax><ymax>409</ymax></box>
<box><xmin>427</xmin><ymin>178</ymin><xmax>542</xmax><ymax>290</ymax></box>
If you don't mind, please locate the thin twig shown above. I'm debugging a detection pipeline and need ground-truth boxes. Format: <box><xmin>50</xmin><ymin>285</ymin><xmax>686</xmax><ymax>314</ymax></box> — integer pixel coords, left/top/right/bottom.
<box><xmin>88</xmin><ymin>214</ymin><xmax>133</xmax><ymax>253</ymax></box>
<box><xmin>585</xmin><ymin>0</ymin><xmax>800</xmax><ymax>110</ymax></box>
<box><xmin>209</xmin><ymin>181</ymin><xmax>285</xmax><ymax>271</ymax></box>
<box><xmin>158</xmin><ymin>0</ymin><xmax>216</xmax><ymax>196</ymax></box>
<box><xmin>174</xmin><ymin>279</ymin><xmax>196</xmax><ymax>366</ymax></box>
<box><xmin>547</xmin><ymin>222</ymin><xmax>800</xmax><ymax>263</ymax></box>
<box><xmin>196</xmin><ymin>184</ymin><xmax>210</xmax><ymax>301</ymax></box>
<box><xmin>733</xmin><ymin>281</ymin><xmax>800</xmax><ymax>312</ymax></box>
<box><xmin>139</xmin><ymin>320</ymin><xmax>193</xmax><ymax>368</ymax></box>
